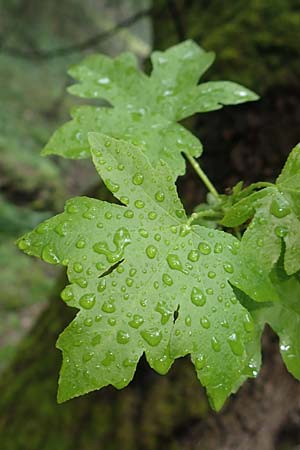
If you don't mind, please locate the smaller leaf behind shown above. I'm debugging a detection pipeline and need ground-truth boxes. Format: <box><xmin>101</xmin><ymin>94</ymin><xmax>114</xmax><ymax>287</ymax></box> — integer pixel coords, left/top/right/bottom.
<box><xmin>43</xmin><ymin>40</ymin><xmax>258</xmax><ymax>177</ymax></box>
<box><xmin>223</xmin><ymin>144</ymin><xmax>300</xmax><ymax>301</ymax></box>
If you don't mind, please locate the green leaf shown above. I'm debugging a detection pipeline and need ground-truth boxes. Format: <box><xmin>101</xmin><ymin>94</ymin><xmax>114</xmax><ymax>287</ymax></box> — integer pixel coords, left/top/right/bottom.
<box><xmin>222</xmin><ymin>145</ymin><xmax>300</xmax><ymax>300</ymax></box>
<box><xmin>43</xmin><ymin>40</ymin><xmax>258</xmax><ymax>177</ymax></box>
<box><xmin>18</xmin><ymin>134</ymin><xmax>259</xmax><ymax>411</ymax></box>
<box><xmin>237</xmin><ymin>265</ymin><xmax>300</xmax><ymax>380</ymax></box>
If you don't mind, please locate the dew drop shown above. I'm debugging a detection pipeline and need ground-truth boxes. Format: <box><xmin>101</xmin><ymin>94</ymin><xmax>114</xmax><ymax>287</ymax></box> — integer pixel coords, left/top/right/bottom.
<box><xmin>223</xmin><ymin>262</ymin><xmax>234</xmax><ymax>274</ymax></box>
<box><xmin>191</xmin><ymin>287</ymin><xmax>206</xmax><ymax>306</ymax></box>
<box><xmin>91</xmin><ymin>334</ymin><xmax>101</xmax><ymax>346</ymax></box>
<box><xmin>101</xmin><ymin>351</ymin><xmax>115</xmax><ymax>366</ymax></box>
<box><xmin>214</xmin><ymin>243</ymin><xmax>223</xmax><ymax>254</ymax></box>
<box><xmin>83</xmin><ymin>351</ymin><xmax>94</xmax><ymax>362</ymax></box>
<box><xmin>117</xmin><ymin>330</ymin><xmax>130</xmax><ymax>344</ymax></box>
<box><xmin>105</xmin><ymin>178</ymin><xmax>120</xmax><ymax>193</ymax></box>
<box><xmin>134</xmin><ymin>200</ymin><xmax>145</xmax><ymax>209</ymax></box>
<box><xmin>132</xmin><ymin>173</ymin><xmax>144</xmax><ymax>185</ymax></box>
<box><xmin>42</xmin><ymin>244</ymin><xmax>60</xmax><ymax>264</ymax></box>
<box><xmin>188</xmin><ymin>249</ymin><xmax>200</xmax><ymax>262</ymax></box>
<box><xmin>148</xmin><ymin>211</ymin><xmax>157</xmax><ymax>220</ymax></box>
<box><xmin>76</xmin><ymin>238</ymin><xmax>86</xmax><ymax>249</ymax></box>
<box><xmin>129</xmin><ymin>314</ymin><xmax>144</xmax><ymax>329</ymax></box>
<box><xmin>79</xmin><ymin>293</ymin><xmax>96</xmax><ymax>310</ymax></box>
<box><xmin>155</xmin><ymin>191</ymin><xmax>165</xmax><ymax>202</ymax></box>
<box><xmin>198</xmin><ymin>242</ymin><xmax>211</xmax><ymax>255</ymax></box>
<box><xmin>227</xmin><ymin>333</ymin><xmax>244</xmax><ymax>356</ymax></box>
<box><xmin>61</xmin><ymin>286</ymin><xmax>74</xmax><ymax>302</ymax></box>
<box><xmin>124</xmin><ymin>209</ymin><xmax>134</xmax><ymax>219</ymax></box>
<box><xmin>73</xmin><ymin>262</ymin><xmax>83</xmax><ymax>273</ymax></box>
<box><xmin>270</xmin><ymin>198</ymin><xmax>291</xmax><ymax>218</ymax></box>
<box><xmin>162</xmin><ymin>273</ymin><xmax>173</xmax><ymax>286</ymax></box>
<box><xmin>211</xmin><ymin>336</ymin><xmax>221</xmax><ymax>352</ymax></box>
<box><xmin>194</xmin><ymin>354</ymin><xmax>206</xmax><ymax>370</ymax></box>
<box><xmin>275</xmin><ymin>225</ymin><xmax>288</xmax><ymax>238</ymax></box>
<box><xmin>146</xmin><ymin>245</ymin><xmax>157</xmax><ymax>259</ymax></box>
<box><xmin>140</xmin><ymin>328</ymin><xmax>162</xmax><ymax>346</ymax></box>
<box><xmin>200</xmin><ymin>316</ymin><xmax>211</xmax><ymax>329</ymax></box>
<box><xmin>101</xmin><ymin>301</ymin><xmax>115</xmax><ymax>313</ymax></box>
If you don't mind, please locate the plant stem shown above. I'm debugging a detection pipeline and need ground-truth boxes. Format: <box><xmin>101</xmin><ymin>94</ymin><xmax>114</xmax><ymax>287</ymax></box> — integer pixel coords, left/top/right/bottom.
<box><xmin>186</xmin><ymin>154</ymin><xmax>219</xmax><ymax>199</ymax></box>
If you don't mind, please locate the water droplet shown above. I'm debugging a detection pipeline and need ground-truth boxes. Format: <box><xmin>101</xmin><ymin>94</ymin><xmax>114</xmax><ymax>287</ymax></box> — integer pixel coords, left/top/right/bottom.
<box><xmin>83</xmin><ymin>351</ymin><xmax>94</xmax><ymax>362</ymax></box>
<box><xmin>66</xmin><ymin>203</ymin><xmax>79</xmax><ymax>214</ymax></box>
<box><xmin>76</xmin><ymin>238</ymin><xmax>86</xmax><ymax>249</ymax></box>
<box><xmin>124</xmin><ymin>209</ymin><xmax>134</xmax><ymax>218</ymax></box>
<box><xmin>73</xmin><ymin>262</ymin><xmax>83</xmax><ymax>273</ymax></box>
<box><xmin>200</xmin><ymin>316</ymin><xmax>210</xmax><ymax>329</ymax></box>
<box><xmin>97</xmin><ymin>279</ymin><xmax>106</xmax><ymax>292</ymax></box>
<box><xmin>18</xmin><ymin>239</ymin><xmax>30</xmax><ymax>251</ymax></box>
<box><xmin>208</xmin><ymin>271</ymin><xmax>216</xmax><ymax>279</ymax></box>
<box><xmin>257</xmin><ymin>238</ymin><xmax>263</xmax><ymax>247</ymax></box>
<box><xmin>140</xmin><ymin>328</ymin><xmax>162</xmax><ymax>346</ymax></box>
<box><xmin>175</xmin><ymin>209</ymin><xmax>185</xmax><ymax>219</ymax></box>
<box><xmin>108</xmin><ymin>318</ymin><xmax>116</xmax><ymax>326</ymax></box>
<box><xmin>54</xmin><ymin>222</ymin><xmax>68</xmax><ymax>237</ymax></box>
<box><xmin>146</xmin><ymin>245</ymin><xmax>157</xmax><ymax>259</ymax></box>
<box><xmin>155</xmin><ymin>191</ymin><xmax>165</xmax><ymax>202</ymax></box>
<box><xmin>134</xmin><ymin>200</ymin><xmax>145</xmax><ymax>209</ymax></box>
<box><xmin>93</xmin><ymin>227</ymin><xmax>131</xmax><ymax>262</ymax></box>
<box><xmin>206</xmin><ymin>288</ymin><xmax>214</xmax><ymax>295</ymax></box>
<box><xmin>166</xmin><ymin>254</ymin><xmax>187</xmax><ymax>273</ymax></box>
<box><xmin>188</xmin><ymin>248</ymin><xmax>201</xmax><ymax>263</ymax></box>
<box><xmin>120</xmin><ymin>196</ymin><xmax>129</xmax><ymax>205</ymax></box>
<box><xmin>275</xmin><ymin>225</ymin><xmax>288</xmax><ymax>238</ymax></box>
<box><xmin>91</xmin><ymin>334</ymin><xmax>101</xmax><ymax>346</ymax></box>
<box><xmin>162</xmin><ymin>273</ymin><xmax>173</xmax><ymax>286</ymax></box>
<box><xmin>194</xmin><ymin>354</ymin><xmax>206</xmax><ymax>370</ymax></box>
<box><xmin>223</xmin><ymin>262</ymin><xmax>234</xmax><ymax>274</ymax></box>
<box><xmin>191</xmin><ymin>287</ymin><xmax>206</xmax><ymax>306</ymax></box>
<box><xmin>227</xmin><ymin>333</ymin><xmax>244</xmax><ymax>356</ymax></box>
<box><xmin>198</xmin><ymin>242</ymin><xmax>211</xmax><ymax>255</ymax></box>
<box><xmin>79</xmin><ymin>293</ymin><xmax>96</xmax><ymax>309</ymax></box>
<box><xmin>211</xmin><ymin>336</ymin><xmax>221</xmax><ymax>352</ymax></box>
<box><xmin>132</xmin><ymin>173</ymin><xmax>144</xmax><ymax>185</ymax></box>
<box><xmin>105</xmin><ymin>178</ymin><xmax>119</xmax><ymax>193</ymax></box>
<box><xmin>155</xmin><ymin>302</ymin><xmax>172</xmax><ymax>324</ymax></box>
<box><xmin>42</xmin><ymin>244</ymin><xmax>60</xmax><ymax>264</ymax></box>
<box><xmin>270</xmin><ymin>198</ymin><xmax>291</xmax><ymax>218</ymax></box>
<box><xmin>101</xmin><ymin>351</ymin><xmax>115</xmax><ymax>366</ymax></box>
<box><xmin>74</xmin><ymin>277</ymin><xmax>88</xmax><ymax>288</ymax></box>
<box><xmin>117</xmin><ymin>330</ymin><xmax>130</xmax><ymax>344</ymax></box>
<box><xmin>154</xmin><ymin>233</ymin><xmax>161</xmax><ymax>241</ymax></box>
<box><xmin>214</xmin><ymin>243</ymin><xmax>223</xmax><ymax>254</ymax></box>
<box><xmin>101</xmin><ymin>301</ymin><xmax>115</xmax><ymax>313</ymax></box>
<box><xmin>139</xmin><ymin>228</ymin><xmax>149</xmax><ymax>238</ymax></box>
<box><xmin>61</xmin><ymin>286</ymin><xmax>74</xmax><ymax>302</ymax></box>
<box><xmin>84</xmin><ymin>318</ymin><xmax>93</xmax><ymax>327</ymax></box>
<box><xmin>148</xmin><ymin>211</ymin><xmax>157</xmax><ymax>220</ymax></box>
<box><xmin>129</xmin><ymin>314</ymin><xmax>144</xmax><ymax>329</ymax></box>
<box><xmin>243</xmin><ymin>314</ymin><xmax>254</xmax><ymax>332</ymax></box>
<box><xmin>185</xmin><ymin>315</ymin><xmax>192</xmax><ymax>326</ymax></box>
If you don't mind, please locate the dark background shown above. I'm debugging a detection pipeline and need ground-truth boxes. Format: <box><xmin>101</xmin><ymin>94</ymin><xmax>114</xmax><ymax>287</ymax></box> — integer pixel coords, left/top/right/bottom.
<box><xmin>0</xmin><ymin>1</ymin><xmax>300</xmax><ymax>449</ymax></box>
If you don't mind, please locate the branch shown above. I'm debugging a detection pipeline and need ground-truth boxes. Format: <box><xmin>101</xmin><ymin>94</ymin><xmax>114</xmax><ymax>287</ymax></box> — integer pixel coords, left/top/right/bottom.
<box><xmin>0</xmin><ymin>8</ymin><xmax>152</xmax><ymax>60</ymax></box>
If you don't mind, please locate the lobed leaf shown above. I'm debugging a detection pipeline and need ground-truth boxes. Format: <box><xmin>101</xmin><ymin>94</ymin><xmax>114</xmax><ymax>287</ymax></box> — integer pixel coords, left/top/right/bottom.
<box><xmin>43</xmin><ymin>40</ymin><xmax>258</xmax><ymax>177</ymax></box>
<box><xmin>19</xmin><ymin>134</ymin><xmax>260</xmax><ymax>410</ymax></box>
<box><xmin>223</xmin><ymin>144</ymin><xmax>300</xmax><ymax>300</ymax></box>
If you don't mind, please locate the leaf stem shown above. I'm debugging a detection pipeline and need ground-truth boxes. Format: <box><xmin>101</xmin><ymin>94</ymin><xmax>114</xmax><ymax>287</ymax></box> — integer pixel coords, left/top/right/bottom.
<box><xmin>186</xmin><ymin>154</ymin><xmax>219</xmax><ymax>199</ymax></box>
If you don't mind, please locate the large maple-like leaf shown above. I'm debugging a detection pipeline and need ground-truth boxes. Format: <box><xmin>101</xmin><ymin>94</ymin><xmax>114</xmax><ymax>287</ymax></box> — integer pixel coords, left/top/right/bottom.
<box><xmin>18</xmin><ymin>134</ymin><xmax>260</xmax><ymax>410</ymax></box>
<box><xmin>43</xmin><ymin>40</ymin><xmax>258</xmax><ymax>176</ymax></box>
<box><xmin>222</xmin><ymin>144</ymin><xmax>300</xmax><ymax>302</ymax></box>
